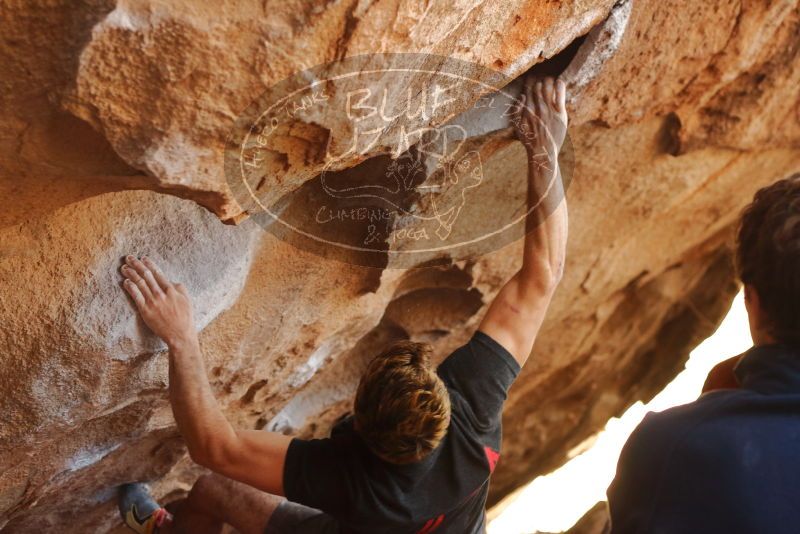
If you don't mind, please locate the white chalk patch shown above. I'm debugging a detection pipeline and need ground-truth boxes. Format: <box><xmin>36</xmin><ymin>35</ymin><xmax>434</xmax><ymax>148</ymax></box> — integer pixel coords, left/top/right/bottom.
<box><xmin>87</xmin><ymin>486</ymin><xmax>118</xmax><ymax>505</ymax></box>
<box><xmin>103</xmin><ymin>6</ymin><xmax>148</xmax><ymax>31</ymax></box>
<box><xmin>443</xmin><ymin>89</ymin><xmax>520</xmax><ymax>139</ymax></box>
<box><xmin>563</xmin><ymin>0</ymin><xmax>633</xmax><ymax>100</ymax></box>
<box><xmin>28</xmin><ymin>362</ymin><xmax>78</xmax><ymax>428</ymax></box>
<box><xmin>65</xmin><ymin>443</ymin><xmax>121</xmax><ymax>472</ymax></box>
<box><xmin>143</xmin><ymin>132</ymin><xmax>217</xmax><ymax>188</ymax></box>
<box><xmin>266</xmin><ymin>381</ymin><xmax>350</xmax><ymax>434</ymax></box>
<box><xmin>72</xmin><ymin>191</ymin><xmax>259</xmax><ymax>362</ymax></box>
<box><xmin>286</xmin><ymin>340</ymin><xmax>335</xmax><ymax>389</ymax></box>
<box><xmin>266</xmin><ymin>408</ymin><xmax>299</xmax><ymax>434</ymax></box>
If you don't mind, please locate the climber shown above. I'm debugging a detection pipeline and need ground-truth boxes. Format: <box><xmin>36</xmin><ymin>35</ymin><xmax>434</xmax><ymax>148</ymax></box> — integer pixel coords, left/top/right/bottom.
<box><xmin>607</xmin><ymin>174</ymin><xmax>800</xmax><ymax>533</ymax></box>
<box><xmin>114</xmin><ymin>75</ymin><xmax>569</xmax><ymax>534</ymax></box>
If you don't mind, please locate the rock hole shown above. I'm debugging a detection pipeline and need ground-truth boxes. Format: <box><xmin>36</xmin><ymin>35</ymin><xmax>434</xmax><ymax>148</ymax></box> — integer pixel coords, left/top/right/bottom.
<box><xmin>383</xmin><ymin>286</ymin><xmax>484</xmax><ymax>343</ymax></box>
<box><xmin>256</xmin><ymin>158</ymin><xmax>397</xmax><ymax>270</ymax></box>
<box><xmin>657</xmin><ymin>112</ymin><xmax>682</xmax><ymax>156</ymax></box>
<box><xmin>503</xmin><ymin>0</ymin><xmax>632</xmax><ymax>106</ymax></box>
<box><xmin>240</xmin><ymin>379</ymin><xmax>269</xmax><ymax>404</ymax></box>
<box><xmin>528</xmin><ymin>34</ymin><xmax>590</xmax><ymax>77</ymax></box>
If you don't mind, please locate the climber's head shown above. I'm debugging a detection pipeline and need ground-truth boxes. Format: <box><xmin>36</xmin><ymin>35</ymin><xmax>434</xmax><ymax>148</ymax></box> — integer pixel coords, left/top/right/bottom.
<box><xmin>353</xmin><ymin>341</ymin><xmax>451</xmax><ymax>464</ymax></box>
<box><xmin>737</xmin><ymin>174</ymin><xmax>800</xmax><ymax>346</ymax></box>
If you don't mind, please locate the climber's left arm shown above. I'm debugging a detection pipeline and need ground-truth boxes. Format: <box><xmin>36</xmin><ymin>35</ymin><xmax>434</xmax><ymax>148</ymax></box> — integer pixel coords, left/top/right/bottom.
<box><xmin>119</xmin><ymin>256</ymin><xmax>290</xmax><ymax>496</ymax></box>
<box><xmin>479</xmin><ymin>76</ymin><xmax>568</xmax><ymax>367</ymax></box>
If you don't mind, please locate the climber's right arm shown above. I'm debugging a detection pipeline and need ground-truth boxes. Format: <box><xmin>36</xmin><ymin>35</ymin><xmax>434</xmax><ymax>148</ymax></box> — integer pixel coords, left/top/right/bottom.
<box><xmin>166</xmin><ymin>336</ymin><xmax>292</xmax><ymax>496</ymax></box>
<box><xmin>120</xmin><ymin>256</ymin><xmax>290</xmax><ymax>496</ymax></box>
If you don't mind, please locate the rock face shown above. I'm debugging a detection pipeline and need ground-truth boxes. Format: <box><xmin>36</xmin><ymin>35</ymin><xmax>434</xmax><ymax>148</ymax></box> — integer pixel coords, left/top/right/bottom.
<box><xmin>1</xmin><ymin>0</ymin><xmax>798</xmax><ymax>532</ymax></box>
<box><xmin>565</xmin><ymin>502</ymin><xmax>610</xmax><ymax>534</ymax></box>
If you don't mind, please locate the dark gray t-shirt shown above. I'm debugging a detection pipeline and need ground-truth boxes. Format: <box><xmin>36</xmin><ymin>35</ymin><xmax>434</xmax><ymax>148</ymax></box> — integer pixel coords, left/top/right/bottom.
<box><xmin>283</xmin><ymin>331</ymin><xmax>521</xmax><ymax>534</ymax></box>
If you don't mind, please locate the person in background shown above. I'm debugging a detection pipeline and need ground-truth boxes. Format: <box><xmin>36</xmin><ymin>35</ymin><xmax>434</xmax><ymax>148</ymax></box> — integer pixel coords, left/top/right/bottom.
<box><xmin>608</xmin><ymin>175</ymin><xmax>800</xmax><ymax>533</ymax></box>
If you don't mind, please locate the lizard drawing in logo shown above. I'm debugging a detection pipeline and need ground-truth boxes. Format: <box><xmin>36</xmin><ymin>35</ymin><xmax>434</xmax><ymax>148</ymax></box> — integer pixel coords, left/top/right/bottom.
<box><xmin>319</xmin><ymin>124</ymin><xmax>484</xmax><ymax>242</ymax></box>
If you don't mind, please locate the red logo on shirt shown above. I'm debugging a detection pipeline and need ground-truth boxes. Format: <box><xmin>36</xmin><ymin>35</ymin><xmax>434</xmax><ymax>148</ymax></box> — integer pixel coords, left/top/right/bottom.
<box><xmin>485</xmin><ymin>446</ymin><xmax>500</xmax><ymax>473</ymax></box>
<box><xmin>413</xmin><ymin>448</ymin><xmax>498</xmax><ymax>533</ymax></box>
<box><xmin>416</xmin><ymin>514</ymin><xmax>445</xmax><ymax>533</ymax></box>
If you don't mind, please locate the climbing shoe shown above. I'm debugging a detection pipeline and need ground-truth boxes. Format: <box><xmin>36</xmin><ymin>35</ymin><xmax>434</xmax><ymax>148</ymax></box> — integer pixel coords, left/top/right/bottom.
<box><xmin>118</xmin><ymin>483</ymin><xmax>172</xmax><ymax>534</ymax></box>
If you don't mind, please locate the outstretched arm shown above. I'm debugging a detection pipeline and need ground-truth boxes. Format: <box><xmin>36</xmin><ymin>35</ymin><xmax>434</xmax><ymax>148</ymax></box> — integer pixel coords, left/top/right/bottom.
<box><xmin>479</xmin><ymin>76</ymin><xmax>569</xmax><ymax>367</ymax></box>
<box><xmin>120</xmin><ymin>256</ymin><xmax>291</xmax><ymax>495</ymax></box>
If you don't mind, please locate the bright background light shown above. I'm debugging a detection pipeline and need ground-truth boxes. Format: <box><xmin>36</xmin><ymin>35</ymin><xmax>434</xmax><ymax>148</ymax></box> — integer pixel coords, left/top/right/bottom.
<box><xmin>488</xmin><ymin>291</ymin><xmax>752</xmax><ymax>534</ymax></box>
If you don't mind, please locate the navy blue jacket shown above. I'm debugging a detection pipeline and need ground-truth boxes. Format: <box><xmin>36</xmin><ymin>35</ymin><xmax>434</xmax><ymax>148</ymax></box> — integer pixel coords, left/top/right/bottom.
<box><xmin>608</xmin><ymin>344</ymin><xmax>800</xmax><ymax>533</ymax></box>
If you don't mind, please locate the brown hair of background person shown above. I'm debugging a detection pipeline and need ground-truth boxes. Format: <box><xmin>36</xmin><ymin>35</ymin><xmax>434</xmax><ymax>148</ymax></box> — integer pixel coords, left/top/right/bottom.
<box><xmin>736</xmin><ymin>174</ymin><xmax>800</xmax><ymax>346</ymax></box>
<box><xmin>354</xmin><ymin>341</ymin><xmax>451</xmax><ymax>464</ymax></box>
<box><xmin>701</xmin><ymin>174</ymin><xmax>800</xmax><ymax>394</ymax></box>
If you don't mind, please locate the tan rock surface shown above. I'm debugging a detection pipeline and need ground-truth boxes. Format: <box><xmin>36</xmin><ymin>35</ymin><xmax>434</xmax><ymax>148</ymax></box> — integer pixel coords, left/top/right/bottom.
<box><xmin>1</xmin><ymin>0</ymin><xmax>799</xmax><ymax>531</ymax></box>
<box><xmin>565</xmin><ymin>501</ymin><xmax>609</xmax><ymax>534</ymax></box>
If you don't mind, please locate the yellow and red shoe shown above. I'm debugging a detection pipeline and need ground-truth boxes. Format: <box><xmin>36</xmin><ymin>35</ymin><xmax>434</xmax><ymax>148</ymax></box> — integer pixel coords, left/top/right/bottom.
<box><xmin>118</xmin><ymin>483</ymin><xmax>173</xmax><ymax>534</ymax></box>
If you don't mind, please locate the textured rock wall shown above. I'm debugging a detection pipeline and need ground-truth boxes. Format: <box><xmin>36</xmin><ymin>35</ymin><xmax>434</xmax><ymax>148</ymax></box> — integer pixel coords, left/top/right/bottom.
<box><xmin>1</xmin><ymin>0</ymin><xmax>798</xmax><ymax>532</ymax></box>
